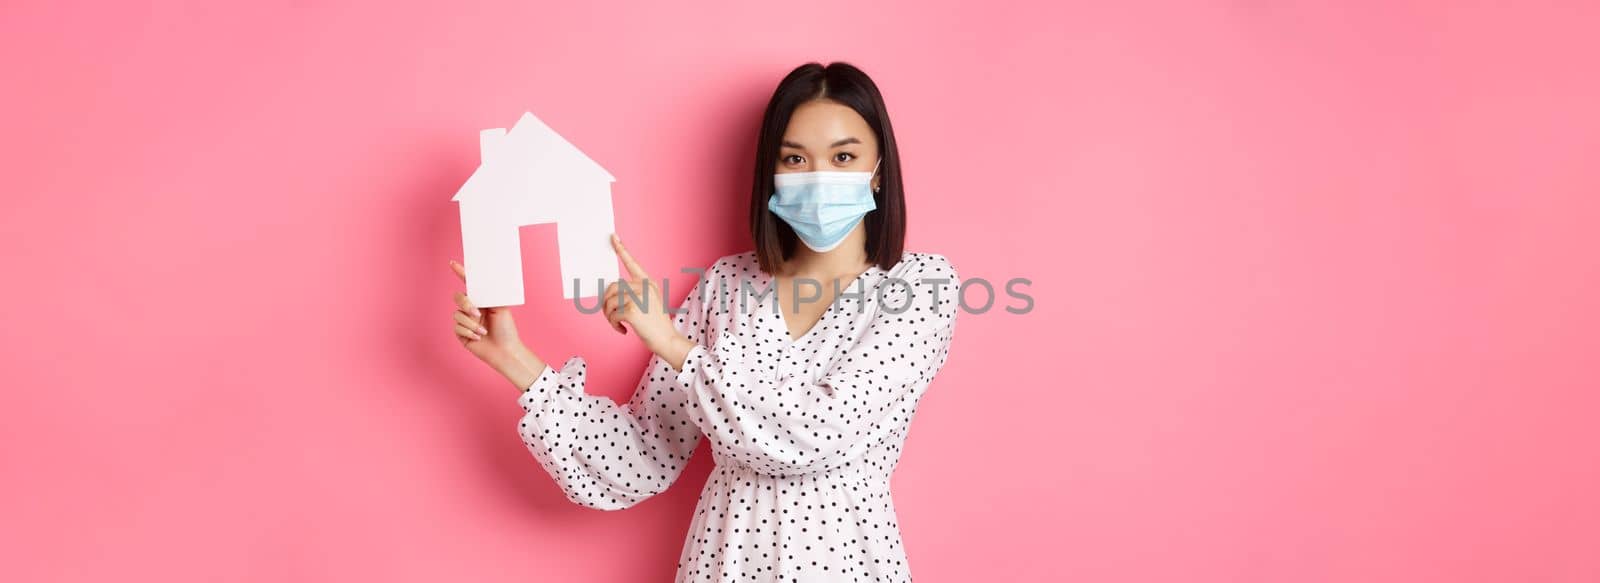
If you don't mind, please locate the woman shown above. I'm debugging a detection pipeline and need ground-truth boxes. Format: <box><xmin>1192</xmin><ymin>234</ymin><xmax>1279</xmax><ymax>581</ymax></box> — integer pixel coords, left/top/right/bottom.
<box><xmin>449</xmin><ymin>61</ymin><xmax>960</xmax><ymax>582</ymax></box>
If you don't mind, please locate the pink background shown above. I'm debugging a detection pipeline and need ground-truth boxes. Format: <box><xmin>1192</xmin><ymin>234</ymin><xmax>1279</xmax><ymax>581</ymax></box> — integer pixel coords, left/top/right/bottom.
<box><xmin>3</xmin><ymin>1</ymin><xmax>1598</xmax><ymax>581</ymax></box>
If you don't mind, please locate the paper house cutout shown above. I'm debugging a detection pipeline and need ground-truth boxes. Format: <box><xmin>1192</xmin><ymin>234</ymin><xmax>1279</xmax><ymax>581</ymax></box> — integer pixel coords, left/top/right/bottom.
<box><xmin>452</xmin><ymin>111</ymin><xmax>620</xmax><ymax>307</ymax></box>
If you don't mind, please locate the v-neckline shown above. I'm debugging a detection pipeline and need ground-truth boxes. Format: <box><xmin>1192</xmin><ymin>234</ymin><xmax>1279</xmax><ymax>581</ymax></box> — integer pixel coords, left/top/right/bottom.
<box><xmin>766</xmin><ymin>263</ymin><xmax>880</xmax><ymax>347</ymax></box>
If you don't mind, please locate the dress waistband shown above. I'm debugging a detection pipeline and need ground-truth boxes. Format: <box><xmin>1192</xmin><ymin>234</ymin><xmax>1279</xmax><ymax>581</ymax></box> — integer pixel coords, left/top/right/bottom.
<box><xmin>712</xmin><ymin>460</ymin><xmax>893</xmax><ymax>494</ymax></box>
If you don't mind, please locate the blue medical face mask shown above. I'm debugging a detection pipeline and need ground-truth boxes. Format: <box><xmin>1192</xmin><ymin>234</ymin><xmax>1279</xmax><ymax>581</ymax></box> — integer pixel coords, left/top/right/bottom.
<box><xmin>768</xmin><ymin>158</ymin><xmax>881</xmax><ymax>253</ymax></box>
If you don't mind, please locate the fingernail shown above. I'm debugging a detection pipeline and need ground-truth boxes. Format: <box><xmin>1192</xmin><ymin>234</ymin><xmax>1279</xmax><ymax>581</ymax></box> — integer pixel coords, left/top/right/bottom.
<box><xmin>477</xmin><ymin>326</ymin><xmax>487</xmax><ymax>334</ymax></box>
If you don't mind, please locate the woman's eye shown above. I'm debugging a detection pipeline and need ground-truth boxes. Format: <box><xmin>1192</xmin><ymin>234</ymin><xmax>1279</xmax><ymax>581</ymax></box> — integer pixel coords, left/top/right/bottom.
<box><xmin>834</xmin><ymin>152</ymin><xmax>855</xmax><ymax>164</ymax></box>
<box><xmin>783</xmin><ymin>155</ymin><xmax>804</xmax><ymax>165</ymax></box>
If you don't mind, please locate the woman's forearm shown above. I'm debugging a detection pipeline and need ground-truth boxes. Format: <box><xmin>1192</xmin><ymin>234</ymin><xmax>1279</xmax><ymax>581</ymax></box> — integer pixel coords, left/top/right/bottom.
<box><xmin>647</xmin><ymin>333</ymin><xmax>697</xmax><ymax>372</ymax></box>
<box><xmin>502</xmin><ymin>331</ymin><xmax>686</xmax><ymax>394</ymax></box>
<box><xmin>496</xmin><ymin>343</ymin><xmax>548</xmax><ymax>393</ymax></box>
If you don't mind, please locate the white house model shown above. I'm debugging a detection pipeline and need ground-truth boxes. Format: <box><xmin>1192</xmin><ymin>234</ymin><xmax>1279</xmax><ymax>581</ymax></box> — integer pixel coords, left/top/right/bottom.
<box><xmin>452</xmin><ymin>111</ymin><xmax>620</xmax><ymax>306</ymax></box>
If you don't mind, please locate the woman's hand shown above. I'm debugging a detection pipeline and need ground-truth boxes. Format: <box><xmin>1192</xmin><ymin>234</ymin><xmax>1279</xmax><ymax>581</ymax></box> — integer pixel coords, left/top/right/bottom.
<box><xmin>604</xmin><ymin>234</ymin><xmax>691</xmax><ymax>363</ymax></box>
<box><xmin>450</xmin><ymin>259</ymin><xmax>545</xmax><ymax>390</ymax></box>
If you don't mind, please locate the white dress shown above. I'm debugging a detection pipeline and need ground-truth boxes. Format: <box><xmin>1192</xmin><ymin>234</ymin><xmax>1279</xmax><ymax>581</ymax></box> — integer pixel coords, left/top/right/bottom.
<box><xmin>515</xmin><ymin>250</ymin><xmax>960</xmax><ymax>582</ymax></box>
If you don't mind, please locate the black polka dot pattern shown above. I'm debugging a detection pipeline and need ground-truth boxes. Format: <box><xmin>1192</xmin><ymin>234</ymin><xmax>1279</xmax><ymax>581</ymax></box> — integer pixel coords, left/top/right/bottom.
<box><xmin>517</xmin><ymin>250</ymin><xmax>960</xmax><ymax>581</ymax></box>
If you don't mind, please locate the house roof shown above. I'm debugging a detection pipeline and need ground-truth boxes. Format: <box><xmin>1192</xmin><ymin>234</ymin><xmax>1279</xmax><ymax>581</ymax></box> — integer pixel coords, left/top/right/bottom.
<box><xmin>452</xmin><ymin>111</ymin><xmax>614</xmax><ymax>202</ymax></box>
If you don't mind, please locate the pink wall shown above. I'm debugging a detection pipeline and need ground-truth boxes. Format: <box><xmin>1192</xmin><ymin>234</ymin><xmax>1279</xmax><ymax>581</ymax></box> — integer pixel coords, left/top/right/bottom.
<box><xmin>3</xmin><ymin>1</ymin><xmax>1597</xmax><ymax>581</ymax></box>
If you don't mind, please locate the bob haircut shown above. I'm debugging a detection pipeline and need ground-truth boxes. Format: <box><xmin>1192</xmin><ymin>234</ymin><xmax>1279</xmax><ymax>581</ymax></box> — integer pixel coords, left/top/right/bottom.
<box><xmin>749</xmin><ymin>61</ymin><xmax>907</xmax><ymax>274</ymax></box>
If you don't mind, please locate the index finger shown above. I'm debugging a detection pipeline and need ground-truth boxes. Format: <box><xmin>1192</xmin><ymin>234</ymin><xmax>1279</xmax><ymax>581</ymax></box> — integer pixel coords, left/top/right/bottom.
<box><xmin>610</xmin><ymin>233</ymin><xmax>648</xmax><ymax>281</ymax></box>
<box><xmin>449</xmin><ymin>259</ymin><xmax>466</xmax><ymax>283</ymax></box>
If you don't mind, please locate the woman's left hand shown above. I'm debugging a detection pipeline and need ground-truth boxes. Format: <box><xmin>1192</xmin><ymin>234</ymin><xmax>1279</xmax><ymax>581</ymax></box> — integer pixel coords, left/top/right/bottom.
<box><xmin>604</xmin><ymin>234</ymin><xmax>684</xmax><ymax>355</ymax></box>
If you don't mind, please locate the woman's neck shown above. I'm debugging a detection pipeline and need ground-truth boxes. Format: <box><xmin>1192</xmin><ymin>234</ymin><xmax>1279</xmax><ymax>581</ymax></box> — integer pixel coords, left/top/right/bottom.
<box><xmin>780</xmin><ymin>225</ymin><xmax>872</xmax><ymax>280</ymax></box>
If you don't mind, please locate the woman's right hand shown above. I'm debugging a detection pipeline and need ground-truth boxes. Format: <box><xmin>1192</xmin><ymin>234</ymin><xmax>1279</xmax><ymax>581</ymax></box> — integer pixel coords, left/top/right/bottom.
<box><xmin>450</xmin><ymin>259</ymin><xmax>545</xmax><ymax>387</ymax></box>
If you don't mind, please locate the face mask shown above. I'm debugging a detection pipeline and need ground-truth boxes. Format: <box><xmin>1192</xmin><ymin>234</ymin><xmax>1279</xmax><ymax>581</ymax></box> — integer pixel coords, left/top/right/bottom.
<box><xmin>768</xmin><ymin>158</ymin><xmax>881</xmax><ymax>253</ymax></box>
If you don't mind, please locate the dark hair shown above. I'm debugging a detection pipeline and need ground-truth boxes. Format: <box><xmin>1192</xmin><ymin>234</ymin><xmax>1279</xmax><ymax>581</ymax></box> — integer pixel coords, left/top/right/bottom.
<box><xmin>749</xmin><ymin>62</ymin><xmax>907</xmax><ymax>274</ymax></box>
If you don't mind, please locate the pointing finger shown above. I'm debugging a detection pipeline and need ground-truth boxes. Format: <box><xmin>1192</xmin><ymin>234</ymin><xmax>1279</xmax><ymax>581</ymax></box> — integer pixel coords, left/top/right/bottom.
<box><xmin>610</xmin><ymin>233</ymin><xmax>649</xmax><ymax>282</ymax></box>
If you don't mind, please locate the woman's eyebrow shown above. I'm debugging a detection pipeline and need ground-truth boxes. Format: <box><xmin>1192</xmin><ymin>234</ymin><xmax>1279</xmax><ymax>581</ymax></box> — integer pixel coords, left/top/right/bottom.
<box><xmin>781</xmin><ymin>137</ymin><xmax>862</xmax><ymax>150</ymax></box>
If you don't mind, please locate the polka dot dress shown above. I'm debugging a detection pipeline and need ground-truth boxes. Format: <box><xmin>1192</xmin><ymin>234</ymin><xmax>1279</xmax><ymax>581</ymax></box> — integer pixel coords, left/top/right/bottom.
<box><xmin>516</xmin><ymin>250</ymin><xmax>960</xmax><ymax>582</ymax></box>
